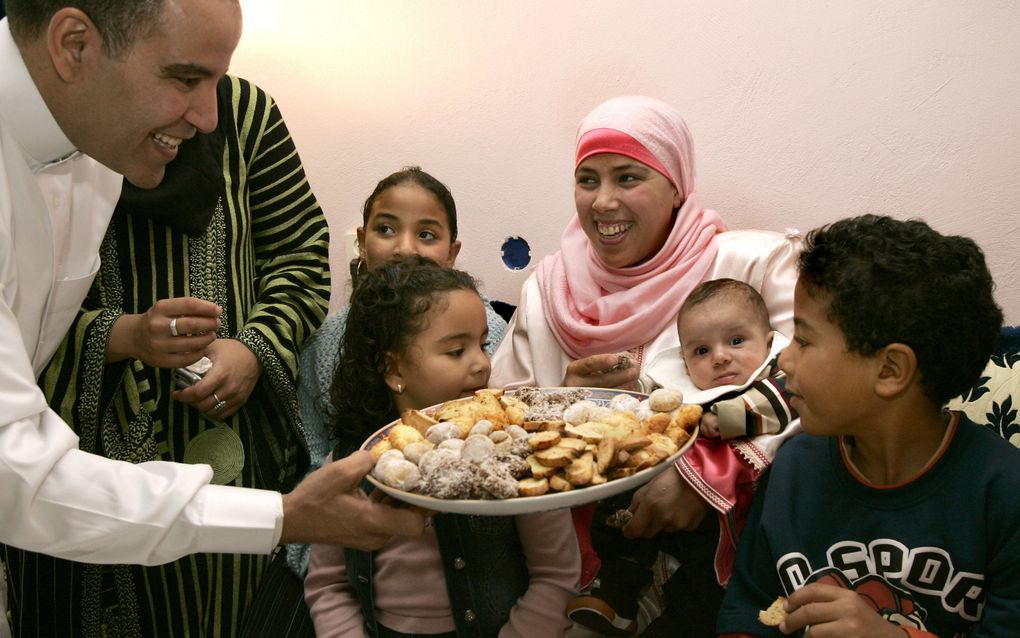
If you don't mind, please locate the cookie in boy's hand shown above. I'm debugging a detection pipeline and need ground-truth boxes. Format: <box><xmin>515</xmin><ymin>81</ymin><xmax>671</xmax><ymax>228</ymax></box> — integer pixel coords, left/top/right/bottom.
<box><xmin>758</xmin><ymin>596</ymin><xmax>788</xmax><ymax>626</ymax></box>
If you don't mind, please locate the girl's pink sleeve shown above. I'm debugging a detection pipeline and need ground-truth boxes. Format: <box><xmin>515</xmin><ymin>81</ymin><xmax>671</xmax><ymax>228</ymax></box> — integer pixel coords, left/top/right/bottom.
<box><xmin>304</xmin><ymin>542</ymin><xmax>368</xmax><ymax>638</ymax></box>
<box><xmin>500</xmin><ymin>509</ymin><xmax>582</xmax><ymax>638</ymax></box>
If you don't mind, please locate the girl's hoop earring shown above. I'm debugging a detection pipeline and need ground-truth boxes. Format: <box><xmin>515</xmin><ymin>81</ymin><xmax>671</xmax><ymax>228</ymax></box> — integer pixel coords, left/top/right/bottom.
<box><xmin>356</xmin><ymin>258</ymin><xmax>367</xmax><ymax>278</ymax></box>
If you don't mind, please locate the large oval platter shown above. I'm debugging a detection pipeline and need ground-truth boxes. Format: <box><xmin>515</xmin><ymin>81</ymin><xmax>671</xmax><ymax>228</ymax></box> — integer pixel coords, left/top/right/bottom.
<box><xmin>362</xmin><ymin>387</ymin><xmax>699</xmax><ymax>515</ymax></box>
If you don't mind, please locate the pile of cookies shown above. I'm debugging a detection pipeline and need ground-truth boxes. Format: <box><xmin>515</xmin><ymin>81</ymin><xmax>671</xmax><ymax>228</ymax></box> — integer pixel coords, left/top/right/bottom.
<box><xmin>369</xmin><ymin>387</ymin><xmax>700</xmax><ymax>500</ymax></box>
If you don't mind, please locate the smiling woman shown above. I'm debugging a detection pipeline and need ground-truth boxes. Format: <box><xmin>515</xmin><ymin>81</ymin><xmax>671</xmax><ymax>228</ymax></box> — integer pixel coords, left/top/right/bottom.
<box><xmin>489</xmin><ymin>95</ymin><xmax>803</xmax><ymax>635</ymax></box>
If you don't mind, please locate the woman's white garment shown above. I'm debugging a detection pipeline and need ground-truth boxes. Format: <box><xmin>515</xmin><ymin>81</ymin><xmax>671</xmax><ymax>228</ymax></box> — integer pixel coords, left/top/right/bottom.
<box><xmin>490</xmin><ymin>230</ymin><xmax>801</xmax><ymax>392</ymax></box>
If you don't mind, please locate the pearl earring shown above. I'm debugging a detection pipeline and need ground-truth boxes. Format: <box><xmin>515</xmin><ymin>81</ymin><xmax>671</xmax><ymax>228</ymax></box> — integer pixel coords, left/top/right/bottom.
<box><xmin>396</xmin><ymin>383</ymin><xmax>404</xmax><ymax>394</ymax></box>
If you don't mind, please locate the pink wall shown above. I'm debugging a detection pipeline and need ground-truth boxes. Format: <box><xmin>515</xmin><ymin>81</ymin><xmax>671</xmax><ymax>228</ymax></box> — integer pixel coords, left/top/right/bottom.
<box><xmin>232</xmin><ymin>0</ymin><xmax>1020</xmax><ymax>322</ymax></box>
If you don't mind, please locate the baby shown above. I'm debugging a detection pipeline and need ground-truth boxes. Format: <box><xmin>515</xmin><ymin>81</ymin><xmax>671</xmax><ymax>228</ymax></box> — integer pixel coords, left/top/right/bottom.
<box><xmin>676</xmin><ymin>278</ymin><xmax>795</xmax><ymax>439</ymax></box>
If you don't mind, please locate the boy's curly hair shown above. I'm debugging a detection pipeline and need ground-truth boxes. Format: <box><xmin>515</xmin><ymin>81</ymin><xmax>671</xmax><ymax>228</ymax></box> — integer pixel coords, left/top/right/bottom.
<box><xmin>798</xmin><ymin>214</ymin><xmax>1003</xmax><ymax>406</ymax></box>
<box><xmin>329</xmin><ymin>255</ymin><xmax>479</xmax><ymax>444</ymax></box>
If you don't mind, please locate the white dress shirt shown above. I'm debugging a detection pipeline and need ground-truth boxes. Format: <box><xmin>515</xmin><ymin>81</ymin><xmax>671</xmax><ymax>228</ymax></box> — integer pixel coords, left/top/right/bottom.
<box><xmin>0</xmin><ymin>19</ymin><xmax>282</xmax><ymax>565</ymax></box>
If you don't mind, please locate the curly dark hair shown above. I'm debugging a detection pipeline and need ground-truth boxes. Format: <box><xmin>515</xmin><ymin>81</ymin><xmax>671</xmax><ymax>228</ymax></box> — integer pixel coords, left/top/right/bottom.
<box><xmin>678</xmin><ymin>278</ymin><xmax>770</xmax><ymax>333</ymax></box>
<box><xmin>6</xmin><ymin>0</ymin><xmax>169</xmax><ymax>58</ymax></box>
<box><xmin>329</xmin><ymin>255</ymin><xmax>479</xmax><ymax>445</ymax></box>
<box><xmin>798</xmin><ymin>214</ymin><xmax>1003</xmax><ymax>406</ymax></box>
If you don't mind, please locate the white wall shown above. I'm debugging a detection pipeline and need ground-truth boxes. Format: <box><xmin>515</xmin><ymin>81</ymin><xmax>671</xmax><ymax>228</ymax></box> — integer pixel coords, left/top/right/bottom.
<box><xmin>231</xmin><ymin>0</ymin><xmax>1020</xmax><ymax>322</ymax></box>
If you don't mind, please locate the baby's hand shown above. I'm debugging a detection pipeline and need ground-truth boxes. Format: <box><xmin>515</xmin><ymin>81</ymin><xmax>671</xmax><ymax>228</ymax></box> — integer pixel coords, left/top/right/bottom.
<box><xmin>699</xmin><ymin>412</ymin><xmax>721</xmax><ymax>438</ymax></box>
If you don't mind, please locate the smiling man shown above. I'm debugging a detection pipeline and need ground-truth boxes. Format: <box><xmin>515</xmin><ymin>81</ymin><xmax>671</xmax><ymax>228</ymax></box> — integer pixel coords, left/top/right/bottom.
<box><xmin>0</xmin><ymin>0</ymin><xmax>423</xmax><ymax>571</ymax></box>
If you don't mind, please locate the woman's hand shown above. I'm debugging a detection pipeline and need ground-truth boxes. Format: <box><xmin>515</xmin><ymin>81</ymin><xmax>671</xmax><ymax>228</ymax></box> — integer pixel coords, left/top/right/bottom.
<box><xmin>623</xmin><ymin>467</ymin><xmax>709</xmax><ymax>538</ymax></box>
<box><xmin>562</xmin><ymin>353</ymin><xmax>639</xmax><ymax>389</ymax></box>
<box><xmin>106</xmin><ymin>297</ymin><xmax>221</xmax><ymax>367</ymax></box>
<box><xmin>173</xmin><ymin>339</ymin><xmax>262</xmax><ymax>418</ymax></box>
<box><xmin>780</xmin><ymin>583</ymin><xmax>906</xmax><ymax>637</ymax></box>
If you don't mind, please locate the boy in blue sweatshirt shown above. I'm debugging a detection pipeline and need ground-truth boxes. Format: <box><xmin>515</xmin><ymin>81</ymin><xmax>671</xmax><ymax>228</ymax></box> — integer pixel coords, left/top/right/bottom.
<box><xmin>717</xmin><ymin>214</ymin><xmax>1019</xmax><ymax>638</ymax></box>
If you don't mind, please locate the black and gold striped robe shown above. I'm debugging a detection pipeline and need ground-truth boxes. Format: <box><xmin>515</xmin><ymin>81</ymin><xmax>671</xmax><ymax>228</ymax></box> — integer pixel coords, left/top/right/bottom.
<box><xmin>2</xmin><ymin>76</ymin><xmax>330</xmax><ymax>637</ymax></box>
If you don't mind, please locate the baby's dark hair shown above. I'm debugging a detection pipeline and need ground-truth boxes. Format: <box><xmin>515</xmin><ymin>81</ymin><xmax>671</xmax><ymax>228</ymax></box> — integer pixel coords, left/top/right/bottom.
<box><xmin>361</xmin><ymin>166</ymin><xmax>458</xmax><ymax>241</ymax></box>
<box><xmin>798</xmin><ymin>214</ymin><xmax>1002</xmax><ymax>406</ymax></box>
<box><xmin>678</xmin><ymin>278</ymin><xmax>770</xmax><ymax>334</ymax></box>
<box><xmin>329</xmin><ymin>255</ymin><xmax>479</xmax><ymax>443</ymax></box>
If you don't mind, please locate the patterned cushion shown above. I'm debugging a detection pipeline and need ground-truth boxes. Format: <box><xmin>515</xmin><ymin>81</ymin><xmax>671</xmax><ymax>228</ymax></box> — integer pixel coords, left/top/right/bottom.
<box><xmin>947</xmin><ymin>327</ymin><xmax>1020</xmax><ymax>448</ymax></box>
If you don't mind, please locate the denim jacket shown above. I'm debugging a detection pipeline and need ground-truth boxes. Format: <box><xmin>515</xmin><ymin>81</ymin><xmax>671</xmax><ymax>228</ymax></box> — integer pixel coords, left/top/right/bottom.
<box><xmin>345</xmin><ymin>513</ymin><xmax>529</xmax><ymax>637</ymax></box>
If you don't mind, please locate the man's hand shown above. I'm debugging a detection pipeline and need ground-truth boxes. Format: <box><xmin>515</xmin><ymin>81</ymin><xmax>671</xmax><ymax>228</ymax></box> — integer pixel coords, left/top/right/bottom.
<box><xmin>280</xmin><ymin>451</ymin><xmax>425</xmax><ymax>550</ymax></box>
<box><xmin>781</xmin><ymin>583</ymin><xmax>905</xmax><ymax>637</ymax></box>
<box><xmin>623</xmin><ymin>466</ymin><xmax>710</xmax><ymax>538</ymax></box>
<box><xmin>563</xmin><ymin>353</ymin><xmax>639</xmax><ymax>390</ymax></box>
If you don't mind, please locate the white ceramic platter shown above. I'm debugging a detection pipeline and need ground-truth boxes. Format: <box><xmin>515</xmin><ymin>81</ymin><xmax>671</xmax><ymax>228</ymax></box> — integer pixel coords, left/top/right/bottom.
<box><xmin>362</xmin><ymin>387</ymin><xmax>698</xmax><ymax>515</ymax></box>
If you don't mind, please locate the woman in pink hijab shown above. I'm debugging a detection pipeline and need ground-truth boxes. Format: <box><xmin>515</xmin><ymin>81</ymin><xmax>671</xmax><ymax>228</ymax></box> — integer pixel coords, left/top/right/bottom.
<box><xmin>489</xmin><ymin>96</ymin><xmax>801</xmax><ymax>636</ymax></box>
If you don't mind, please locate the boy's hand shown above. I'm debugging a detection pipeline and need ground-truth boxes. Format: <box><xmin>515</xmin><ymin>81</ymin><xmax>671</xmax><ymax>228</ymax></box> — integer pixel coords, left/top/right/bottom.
<box><xmin>781</xmin><ymin>583</ymin><xmax>906</xmax><ymax>637</ymax></box>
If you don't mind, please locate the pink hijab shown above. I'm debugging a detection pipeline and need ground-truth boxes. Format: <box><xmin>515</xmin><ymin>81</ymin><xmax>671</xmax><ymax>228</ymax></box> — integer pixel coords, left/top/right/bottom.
<box><xmin>537</xmin><ymin>96</ymin><xmax>726</xmax><ymax>359</ymax></box>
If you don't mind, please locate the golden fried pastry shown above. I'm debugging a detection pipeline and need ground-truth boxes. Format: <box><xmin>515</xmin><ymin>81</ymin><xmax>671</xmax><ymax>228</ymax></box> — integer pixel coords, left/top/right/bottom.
<box><xmin>473</xmin><ymin>389</ymin><xmax>509</xmax><ymax>428</ymax></box>
<box><xmin>556</xmin><ymin>437</ymin><xmax>588</xmax><ymax>454</ymax></box>
<box><xmin>672</xmin><ymin>403</ymin><xmax>703</xmax><ymax>432</ymax></box>
<box><xmin>602</xmin><ymin>410</ymin><xmax>640</xmax><ymax>431</ymax></box>
<box><xmin>608</xmin><ymin>467</ymin><xmax>638</xmax><ymax>480</ymax></box>
<box><xmin>642</xmin><ymin>412</ymin><xmax>672</xmax><ymax>434</ymax></box>
<box><xmin>435</xmin><ymin>399</ymin><xmax>481</xmax><ymax>436</ymax></box>
<box><xmin>758</xmin><ymin>597</ymin><xmax>788</xmax><ymax>627</ymax></box>
<box><xmin>548</xmin><ymin>474</ymin><xmax>574</xmax><ymax>492</ymax></box>
<box><xmin>618</xmin><ymin>434</ymin><xmax>652</xmax><ymax>452</ymax></box>
<box><xmin>401</xmin><ymin>408</ymin><xmax>438</xmax><ymax>435</ymax></box>
<box><xmin>499</xmin><ymin>395</ymin><xmax>528</xmax><ymax>425</ymax></box>
<box><xmin>387</xmin><ymin>424</ymin><xmax>425</xmax><ymax>451</ymax></box>
<box><xmin>370</xmin><ymin>439</ymin><xmax>393</xmax><ymax>461</ymax></box>
<box><xmin>596</xmin><ymin>437</ymin><xmax>616</xmax><ymax>473</ymax></box>
<box><xmin>563</xmin><ymin>422</ymin><xmax>605</xmax><ymax>443</ymax></box>
<box><xmin>526</xmin><ymin>454</ymin><xmax>559</xmax><ymax>479</ymax></box>
<box><xmin>528</xmin><ymin>431</ymin><xmax>562</xmax><ymax>450</ymax></box>
<box><xmin>665</xmin><ymin>425</ymin><xmax>692</xmax><ymax>447</ymax></box>
<box><xmin>518</xmin><ymin>477</ymin><xmax>549</xmax><ymax>496</ymax></box>
<box><xmin>534</xmin><ymin>446</ymin><xmax>577</xmax><ymax>468</ymax></box>
<box><xmin>523</xmin><ymin>419</ymin><xmax>565</xmax><ymax>432</ymax></box>
<box><xmin>565</xmin><ymin>451</ymin><xmax>595</xmax><ymax>486</ymax></box>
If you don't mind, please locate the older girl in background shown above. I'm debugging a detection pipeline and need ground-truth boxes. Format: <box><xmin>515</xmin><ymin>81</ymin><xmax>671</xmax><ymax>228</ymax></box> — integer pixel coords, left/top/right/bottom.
<box><xmin>304</xmin><ymin>256</ymin><xmax>578</xmax><ymax>637</ymax></box>
<box><xmin>297</xmin><ymin>167</ymin><xmax>507</xmax><ymax>485</ymax></box>
<box><xmin>287</xmin><ymin>167</ymin><xmax>508</xmax><ymax>579</ymax></box>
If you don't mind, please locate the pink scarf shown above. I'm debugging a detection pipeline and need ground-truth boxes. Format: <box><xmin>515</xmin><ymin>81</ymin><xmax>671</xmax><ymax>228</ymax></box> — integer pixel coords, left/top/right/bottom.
<box><xmin>537</xmin><ymin>96</ymin><xmax>726</xmax><ymax>359</ymax></box>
